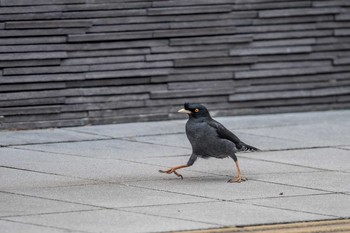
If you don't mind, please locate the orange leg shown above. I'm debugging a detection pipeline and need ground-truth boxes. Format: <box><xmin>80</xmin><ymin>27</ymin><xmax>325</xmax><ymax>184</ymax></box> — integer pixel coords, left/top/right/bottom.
<box><xmin>159</xmin><ymin>165</ymin><xmax>189</xmax><ymax>179</ymax></box>
<box><xmin>228</xmin><ymin>160</ymin><xmax>247</xmax><ymax>183</ymax></box>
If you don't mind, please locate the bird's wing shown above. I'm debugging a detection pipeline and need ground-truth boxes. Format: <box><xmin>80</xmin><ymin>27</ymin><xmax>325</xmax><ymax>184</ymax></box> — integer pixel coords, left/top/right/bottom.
<box><xmin>207</xmin><ymin>119</ymin><xmax>260</xmax><ymax>152</ymax></box>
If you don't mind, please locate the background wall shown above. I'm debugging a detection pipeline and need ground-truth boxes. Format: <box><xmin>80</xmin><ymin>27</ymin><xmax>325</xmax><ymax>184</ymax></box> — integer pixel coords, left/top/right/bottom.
<box><xmin>0</xmin><ymin>0</ymin><xmax>350</xmax><ymax>130</ymax></box>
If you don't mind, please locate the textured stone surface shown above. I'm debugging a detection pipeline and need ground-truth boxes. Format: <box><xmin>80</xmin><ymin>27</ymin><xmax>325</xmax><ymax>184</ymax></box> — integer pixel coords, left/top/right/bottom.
<box><xmin>0</xmin><ymin>111</ymin><xmax>350</xmax><ymax>232</ymax></box>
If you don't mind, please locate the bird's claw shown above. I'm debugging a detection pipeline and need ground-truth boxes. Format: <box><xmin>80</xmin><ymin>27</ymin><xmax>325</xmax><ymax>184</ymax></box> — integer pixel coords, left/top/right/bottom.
<box><xmin>158</xmin><ymin>169</ymin><xmax>183</xmax><ymax>179</ymax></box>
<box><xmin>227</xmin><ymin>176</ymin><xmax>247</xmax><ymax>183</ymax></box>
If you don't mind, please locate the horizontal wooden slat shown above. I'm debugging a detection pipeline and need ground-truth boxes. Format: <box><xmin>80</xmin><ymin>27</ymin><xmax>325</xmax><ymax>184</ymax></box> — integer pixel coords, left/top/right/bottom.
<box><xmin>230</xmin><ymin>46</ymin><xmax>312</xmax><ymax>56</ymax></box>
<box><xmin>147</xmin><ymin>5</ymin><xmax>232</xmax><ymax>16</ymax></box>
<box><xmin>0</xmin><ymin>0</ymin><xmax>85</xmax><ymax>6</ymax></box>
<box><xmin>259</xmin><ymin>7</ymin><xmax>343</xmax><ymax>18</ymax></box>
<box><xmin>229</xmin><ymin>86</ymin><xmax>350</xmax><ymax>101</ymax></box>
<box><xmin>5</xmin><ymin>20</ymin><xmax>92</xmax><ymax>29</ymax></box>
<box><xmin>170</xmin><ymin>35</ymin><xmax>253</xmax><ymax>46</ymax></box>
<box><xmin>174</xmin><ymin>56</ymin><xmax>257</xmax><ymax>67</ymax></box>
<box><xmin>0</xmin><ymin>52</ymin><xmax>67</xmax><ymax>61</ymax></box>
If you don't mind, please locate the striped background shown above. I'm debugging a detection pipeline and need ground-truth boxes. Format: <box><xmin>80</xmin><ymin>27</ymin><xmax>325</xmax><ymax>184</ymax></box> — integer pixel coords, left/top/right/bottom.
<box><xmin>0</xmin><ymin>0</ymin><xmax>350</xmax><ymax>130</ymax></box>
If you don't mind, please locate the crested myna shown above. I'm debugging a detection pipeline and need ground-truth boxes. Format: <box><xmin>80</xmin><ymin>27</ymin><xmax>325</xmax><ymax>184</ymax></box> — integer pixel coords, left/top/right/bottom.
<box><xmin>159</xmin><ymin>103</ymin><xmax>259</xmax><ymax>183</ymax></box>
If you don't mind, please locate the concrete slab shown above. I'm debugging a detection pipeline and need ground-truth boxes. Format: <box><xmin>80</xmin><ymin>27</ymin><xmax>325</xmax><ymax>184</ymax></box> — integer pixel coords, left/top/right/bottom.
<box><xmin>242</xmin><ymin>121</ymin><xmax>350</xmax><ymax>148</ymax></box>
<box><xmin>130</xmin><ymin>132</ymin><xmax>304</xmax><ymax>151</ymax></box>
<box><xmin>0</xmin><ymin>220</ymin><xmax>71</xmax><ymax>233</ymax></box>
<box><xmin>67</xmin><ymin>119</ymin><xmax>186</xmax><ymax>138</ymax></box>
<box><xmin>235</xmin><ymin>132</ymin><xmax>305</xmax><ymax>150</ymax></box>
<box><xmin>4</xmin><ymin>209</ymin><xmax>216</xmax><ymax>233</ymax></box>
<box><xmin>251</xmin><ymin>171</ymin><xmax>350</xmax><ymax>193</ymax></box>
<box><xmin>8</xmin><ymin>183</ymin><xmax>212</xmax><ymax>209</ymax></box>
<box><xmin>242</xmin><ymin>148</ymin><xmax>350</xmax><ymax>172</ymax></box>
<box><xmin>1</xmin><ymin>110</ymin><xmax>349</xmax><ymax>233</ymax></box>
<box><xmin>129</xmin><ymin>133</ymin><xmax>191</xmax><ymax>149</ymax></box>
<box><xmin>129</xmin><ymin>177</ymin><xmax>327</xmax><ymax>201</ymax></box>
<box><xmin>242</xmin><ymin>193</ymin><xmax>350</xmax><ymax>218</ymax></box>
<box><xmin>15</xmin><ymin>138</ymin><xmax>192</xmax><ymax>160</ymax></box>
<box><xmin>0</xmin><ymin>192</ymin><xmax>97</xmax><ymax>218</ymax></box>
<box><xmin>0</xmin><ymin>128</ymin><xmax>110</xmax><ymax>147</ymax></box>
<box><xmin>127</xmin><ymin>201</ymin><xmax>331</xmax><ymax>227</ymax></box>
<box><xmin>137</xmin><ymin>155</ymin><xmax>319</xmax><ymax>178</ymax></box>
<box><xmin>0</xmin><ymin>167</ymin><xmax>94</xmax><ymax>191</ymax></box>
<box><xmin>0</xmin><ymin>147</ymin><xmax>201</xmax><ymax>182</ymax></box>
<box><xmin>212</xmin><ymin>110</ymin><xmax>350</xmax><ymax>130</ymax></box>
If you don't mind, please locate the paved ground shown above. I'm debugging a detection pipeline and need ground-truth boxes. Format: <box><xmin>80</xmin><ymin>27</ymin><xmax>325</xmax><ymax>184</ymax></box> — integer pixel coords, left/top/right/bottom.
<box><xmin>0</xmin><ymin>110</ymin><xmax>350</xmax><ymax>233</ymax></box>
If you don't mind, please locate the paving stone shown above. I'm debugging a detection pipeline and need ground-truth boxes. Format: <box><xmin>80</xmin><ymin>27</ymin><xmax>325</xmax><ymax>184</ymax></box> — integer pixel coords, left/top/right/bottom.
<box><xmin>251</xmin><ymin>171</ymin><xmax>350</xmax><ymax>193</ymax></box>
<box><xmin>66</xmin><ymin>119</ymin><xmax>186</xmax><ymax>138</ymax></box>
<box><xmin>8</xmin><ymin>183</ymin><xmax>211</xmax><ymax>209</ymax></box>
<box><xmin>0</xmin><ymin>128</ymin><xmax>109</xmax><ymax>146</ymax></box>
<box><xmin>135</xmin><ymin>155</ymin><xmax>319</xmax><ymax>178</ymax></box>
<box><xmin>240</xmin><ymin>120</ymin><xmax>350</xmax><ymax>148</ymax></box>
<box><xmin>4</xmin><ymin>209</ymin><xmax>216</xmax><ymax>233</ymax></box>
<box><xmin>129</xmin><ymin>131</ymin><xmax>305</xmax><ymax>151</ymax></box>
<box><xmin>16</xmin><ymin>138</ymin><xmax>192</xmax><ymax>160</ymax></box>
<box><xmin>0</xmin><ymin>167</ymin><xmax>93</xmax><ymax>191</ymax></box>
<box><xmin>130</xmin><ymin>177</ymin><xmax>326</xmax><ymax>201</ymax></box>
<box><xmin>242</xmin><ymin>193</ymin><xmax>350</xmax><ymax>218</ymax></box>
<box><xmin>0</xmin><ymin>220</ymin><xmax>70</xmax><ymax>233</ymax></box>
<box><xmin>129</xmin><ymin>133</ymin><xmax>191</xmax><ymax>149</ymax></box>
<box><xmin>0</xmin><ymin>147</ymin><xmax>200</xmax><ymax>182</ymax></box>
<box><xmin>0</xmin><ymin>192</ymin><xmax>96</xmax><ymax>218</ymax></box>
<box><xmin>128</xmin><ymin>201</ymin><xmax>330</xmax><ymax>226</ymax></box>
<box><xmin>242</xmin><ymin>148</ymin><xmax>350</xmax><ymax>172</ymax></box>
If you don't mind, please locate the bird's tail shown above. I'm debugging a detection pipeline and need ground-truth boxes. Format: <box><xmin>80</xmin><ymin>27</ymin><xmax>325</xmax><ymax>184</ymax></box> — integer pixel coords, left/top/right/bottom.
<box><xmin>239</xmin><ymin>142</ymin><xmax>260</xmax><ymax>152</ymax></box>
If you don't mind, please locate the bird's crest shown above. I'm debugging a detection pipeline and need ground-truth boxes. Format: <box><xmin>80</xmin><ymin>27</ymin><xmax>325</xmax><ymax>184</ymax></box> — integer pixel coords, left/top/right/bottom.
<box><xmin>184</xmin><ymin>102</ymin><xmax>190</xmax><ymax>110</ymax></box>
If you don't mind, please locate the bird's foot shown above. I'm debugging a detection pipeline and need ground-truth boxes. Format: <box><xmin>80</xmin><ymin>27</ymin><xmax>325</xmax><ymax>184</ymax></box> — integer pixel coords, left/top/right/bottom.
<box><xmin>159</xmin><ymin>168</ymin><xmax>183</xmax><ymax>179</ymax></box>
<box><xmin>227</xmin><ymin>176</ymin><xmax>247</xmax><ymax>183</ymax></box>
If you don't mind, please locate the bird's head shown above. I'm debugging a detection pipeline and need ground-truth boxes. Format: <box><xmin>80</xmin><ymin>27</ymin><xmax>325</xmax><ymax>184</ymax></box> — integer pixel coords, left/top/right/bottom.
<box><xmin>178</xmin><ymin>103</ymin><xmax>211</xmax><ymax>119</ymax></box>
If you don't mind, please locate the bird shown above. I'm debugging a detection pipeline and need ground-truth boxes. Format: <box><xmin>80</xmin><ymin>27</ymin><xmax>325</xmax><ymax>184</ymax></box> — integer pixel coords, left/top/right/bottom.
<box><xmin>159</xmin><ymin>103</ymin><xmax>260</xmax><ymax>183</ymax></box>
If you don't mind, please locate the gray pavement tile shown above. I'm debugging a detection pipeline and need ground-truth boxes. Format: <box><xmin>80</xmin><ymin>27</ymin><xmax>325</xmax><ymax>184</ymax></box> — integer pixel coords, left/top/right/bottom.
<box><xmin>129</xmin><ymin>133</ymin><xmax>191</xmax><ymax>149</ymax></box>
<box><xmin>0</xmin><ymin>147</ymin><xmax>201</xmax><ymax>182</ymax></box>
<box><xmin>0</xmin><ymin>192</ymin><xmax>97</xmax><ymax>218</ymax></box>
<box><xmin>338</xmin><ymin>146</ymin><xmax>350</xmax><ymax>151</ymax></box>
<box><xmin>234</xmin><ymin>132</ymin><xmax>305</xmax><ymax>150</ymax></box>
<box><xmin>213</xmin><ymin>110</ymin><xmax>350</xmax><ymax>130</ymax></box>
<box><xmin>15</xmin><ymin>138</ymin><xmax>192</xmax><ymax>160</ymax></box>
<box><xmin>241</xmin><ymin>120</ymin><xmax>350</xmax><ymax>148</ymax></box>
<box><xmin>253</xmin><ymin>171</ymin><xmax>350</xmax><ymax>193</ymax></box>
<box><xmin>130</xmin><ymin>132</ymin><xmax>303</xmax><ymax>151</ymax></box>
<box><xmin>242</xmin><ymin>193</ymin><xmax>350</xmax><ymax>218</ymax></box>
<box><xmin>129</xmin><ymin>177</ymin><xmax>327</xmax><ymax>201</ymax></box>
<box><xmin>136</xmin><ymin>155</ymin><xmax>318</xmax><ymax>178</ymax></box>
<box><xmin>0</xmin><ymin>167</ymin><xmax>94</xmax><ymax>191</ymax></box>
<box><xmin>127</xmin><ymin>201</ymin><xmax>331</xmax><ymax>227</ymax></box>
<box><xmin>5</xmin><ymin>209</ymin><xmax>216</xmax><ymax>233</ymax></box>
<box><xmin>0</xmin><ymin>128</ymin><xmax>109</xmax><ymax>147</ymax></box>
<box><xmin>242</xmin><ymin>148</ymin><xmax>350</xmax><ymax>172</ymax></box>
<box><xmin>67</xmin><ymin>119</ymin><xmax>186</xmax><ymax>138</ymax></box>
<box><xmin>8</xmin><ymin>183</ymin><xmax>211</xmax><ymax>209</ymax></box>
<box><xmin>0</xmin><ymin>220</ymin><xmax>72</xmax><ymax>233</ymax></box>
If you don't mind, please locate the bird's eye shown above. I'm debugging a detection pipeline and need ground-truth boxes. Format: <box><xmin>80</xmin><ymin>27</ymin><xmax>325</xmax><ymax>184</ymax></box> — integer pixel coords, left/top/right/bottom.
<box><xmin>194</xmin><ymin>108</ymin><xmax>199</xmax><ymax>113</ymax></box>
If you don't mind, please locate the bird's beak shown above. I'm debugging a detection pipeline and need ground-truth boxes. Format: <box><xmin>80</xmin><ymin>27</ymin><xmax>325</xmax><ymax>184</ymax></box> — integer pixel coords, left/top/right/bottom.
<box><xmin>178</xmin><ymin>108</ymin><xmax>192</xmax><ymax>114</ymax></box>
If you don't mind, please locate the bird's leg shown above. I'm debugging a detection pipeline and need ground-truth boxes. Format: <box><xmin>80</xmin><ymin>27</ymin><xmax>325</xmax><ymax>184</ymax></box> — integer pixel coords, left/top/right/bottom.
<box><xmin>228</xmin><ymin>160</ymin><xmax>247</xmax><ymax>183</ymax></box>
<box><xmin>159</xmin><ymin>165</ymin><xmax>189</xmax><ymax>179</ymax></box>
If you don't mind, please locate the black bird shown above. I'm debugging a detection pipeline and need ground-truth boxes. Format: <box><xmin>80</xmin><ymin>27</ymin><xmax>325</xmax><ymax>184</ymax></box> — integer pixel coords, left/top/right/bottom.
<box><xmin>159</xmin><ymin>103</ymin><xmax>259</xmax><ymax>183</ymax></box>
